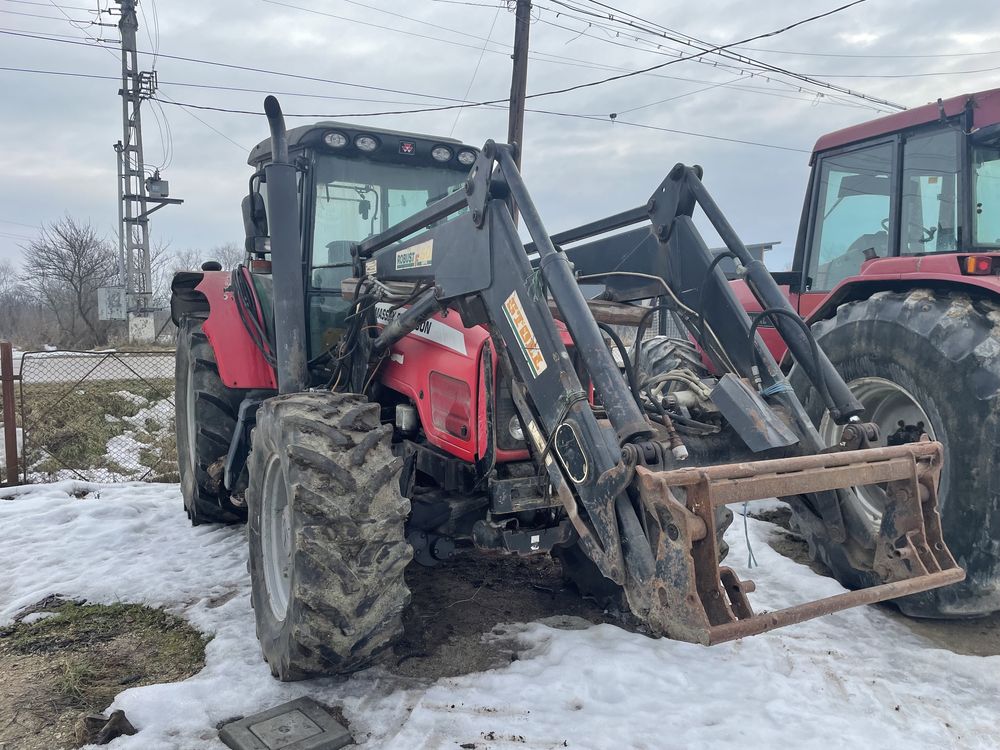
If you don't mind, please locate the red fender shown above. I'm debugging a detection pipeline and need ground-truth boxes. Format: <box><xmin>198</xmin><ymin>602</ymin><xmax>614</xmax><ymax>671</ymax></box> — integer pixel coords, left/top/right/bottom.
<box><xmin>195</xmin><ymin>271</ymin><xmax>277</xmax><ymax>390</ymax></box>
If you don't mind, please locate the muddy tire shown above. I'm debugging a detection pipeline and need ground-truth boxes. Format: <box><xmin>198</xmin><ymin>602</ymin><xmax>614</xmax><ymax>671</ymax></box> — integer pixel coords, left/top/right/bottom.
<box><xmin>175</xmin><ymin>316</ymin><xmax>246</xmax><ymax>525</ymax></box>
<box><xmin>246</xmin><ymin>391</ymin><xmax>412</xmax><ymax>680</ymax></box>
<box><xmin>788</xmin><ymin>289</ymin><xmax>1000</xmax><ymax>617</ymax></box>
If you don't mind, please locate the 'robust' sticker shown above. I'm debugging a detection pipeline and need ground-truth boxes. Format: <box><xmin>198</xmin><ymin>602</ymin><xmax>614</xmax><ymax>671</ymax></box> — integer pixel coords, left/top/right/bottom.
<box><xmin>503</xmin><ymin>291</ymin><xmax>547</xmax><ymax>377</ymax></box>
<box><xmin>395</xmin><ymin>239</ymin><xmax>434</xmax><ymax>270</ymax></box>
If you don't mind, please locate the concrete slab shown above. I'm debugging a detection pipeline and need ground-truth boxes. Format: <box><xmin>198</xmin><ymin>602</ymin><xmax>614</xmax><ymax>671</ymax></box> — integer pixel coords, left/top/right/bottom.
<box><xmin>218</xmin><ymin>697</ymin><xmax>352</xmax><ymax>750</ymax></box>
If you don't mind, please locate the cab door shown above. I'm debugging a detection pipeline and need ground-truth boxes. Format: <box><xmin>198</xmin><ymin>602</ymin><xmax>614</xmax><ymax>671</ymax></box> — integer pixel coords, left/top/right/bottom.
<box><xmin>797</xmin><ymin>138</ymin><xmax>898</xmax><ymax>318</ymax></box>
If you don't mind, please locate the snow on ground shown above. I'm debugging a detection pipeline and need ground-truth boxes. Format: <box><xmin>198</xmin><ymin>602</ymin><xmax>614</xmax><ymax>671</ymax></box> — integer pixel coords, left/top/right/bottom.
<box><xmin>1</xmin><ymin>483</ymin><xmax>998</xmax><ymax>750</ymax></box>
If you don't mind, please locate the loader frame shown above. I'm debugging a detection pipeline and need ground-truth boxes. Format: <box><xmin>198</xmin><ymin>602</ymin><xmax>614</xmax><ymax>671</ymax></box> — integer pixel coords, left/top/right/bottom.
<box><xmin>215</xmin><ymin>97</ymin><xmax>965</xmax><ymax>645</ymax></box>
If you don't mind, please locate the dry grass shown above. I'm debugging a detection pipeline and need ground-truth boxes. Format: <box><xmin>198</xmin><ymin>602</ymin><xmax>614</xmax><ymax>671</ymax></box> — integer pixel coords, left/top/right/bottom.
<box><xmin>0</xmin><ymin>598</ymin><xmax>207</xmax><ymax>750</ymax></box>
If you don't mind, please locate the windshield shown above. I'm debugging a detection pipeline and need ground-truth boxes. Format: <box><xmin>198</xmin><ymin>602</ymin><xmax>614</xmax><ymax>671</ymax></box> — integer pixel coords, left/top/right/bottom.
<box><xmin>973</xmin><ymin>141</ymin><xmax>1000</xmax><ymax>247</ymax></box>
<box><xmin>310</xmin><ymin>154</ymin><xmax>465</xmax><ymax>288</ymax></box>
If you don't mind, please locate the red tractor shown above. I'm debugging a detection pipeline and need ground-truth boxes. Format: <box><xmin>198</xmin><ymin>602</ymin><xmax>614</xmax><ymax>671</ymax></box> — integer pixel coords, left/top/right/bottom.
<box><xmin>171</xmin><ymin>96</ymin><xmax>961</xmax><ymax>680</ymax></box>
<box><xmin>731</xmin><ymin>88</ymin><xmax>1000</xmax><ymax>618</ymax></box>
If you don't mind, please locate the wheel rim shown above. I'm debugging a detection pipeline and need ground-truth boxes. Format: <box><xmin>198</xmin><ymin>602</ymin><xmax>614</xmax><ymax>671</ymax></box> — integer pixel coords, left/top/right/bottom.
<box><xmin>260</xmin><ymin>456</ymin><xmax>293</xmax><ymax>620</ymax></box>
<box><xmin>818</xmin><ymin>376</ymin><xmax>935</xmax><ymax>526</ymax></box>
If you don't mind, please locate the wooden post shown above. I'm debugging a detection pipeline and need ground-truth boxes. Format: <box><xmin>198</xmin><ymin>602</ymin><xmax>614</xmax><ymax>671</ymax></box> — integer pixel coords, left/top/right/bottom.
<box><xmin>506</xmin><ymin>0</ymin><xmax>531</xmax><ymax>225</ymax></box>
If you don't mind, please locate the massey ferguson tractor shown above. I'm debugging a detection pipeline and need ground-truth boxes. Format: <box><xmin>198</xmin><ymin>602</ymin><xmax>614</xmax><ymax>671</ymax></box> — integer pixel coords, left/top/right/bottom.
<box><xmin>171</xmin><ymin>96</ymin><xmax>961</xmax><ymax>681</ymax></box>
<box><xmin>724</xmin><ymin>87</ymin><xmax>999</xmax><ymax>619</ymax></box>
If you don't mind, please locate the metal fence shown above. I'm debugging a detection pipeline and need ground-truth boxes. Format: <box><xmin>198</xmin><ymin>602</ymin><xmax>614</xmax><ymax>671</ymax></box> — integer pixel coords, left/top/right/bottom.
<box><xmin>17</xmin><ymin>350</ymin><xmax>177</xmax><ymax>483</ymax></box>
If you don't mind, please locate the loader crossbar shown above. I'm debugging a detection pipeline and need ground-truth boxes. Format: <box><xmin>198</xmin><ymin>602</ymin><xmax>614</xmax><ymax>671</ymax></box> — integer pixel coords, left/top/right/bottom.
<box><xmin>632</xmin><ymin>439</ymin><xmax>963</xmax><ymax>644</ymax></box>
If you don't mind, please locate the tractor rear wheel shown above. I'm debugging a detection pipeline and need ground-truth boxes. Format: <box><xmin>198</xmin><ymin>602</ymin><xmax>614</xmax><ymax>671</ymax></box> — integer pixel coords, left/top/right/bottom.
<box><xmin>175</xmin><ymin>316</ymin><xmax>246</xmax><ymax>525</ymax></box>
<box><xmin>788</xmin><ymin>289</ymin><xmax>1000</xmax><ymax>618</ymax></box>
<box><xmin>246</xmin><ymin>391</ymin><xmax>412</xmax><ymax>680</ymax></box>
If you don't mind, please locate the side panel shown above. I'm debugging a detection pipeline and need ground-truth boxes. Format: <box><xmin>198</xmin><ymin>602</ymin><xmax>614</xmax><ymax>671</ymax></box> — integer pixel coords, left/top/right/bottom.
<box><xmin>376</xmin><ymin>305</ymin><xmax>569</xmax><ymax>464</ymax></box>
<box><xmin>377</xmin><ymin>306</ymin><xmax>484</xmax><ymax>463</ymax></box>
<box><xmin>196</xmin><ymin>271</ymin><xmax>278</xmax><ymax>390</ymax></box>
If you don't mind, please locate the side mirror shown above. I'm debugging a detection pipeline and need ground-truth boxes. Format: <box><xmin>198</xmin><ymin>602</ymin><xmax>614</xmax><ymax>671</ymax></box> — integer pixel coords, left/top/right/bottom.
<box><xmin>242</xmin><ymin>188</ymin><xmax>269</xmax><ymax>256</ymax></box>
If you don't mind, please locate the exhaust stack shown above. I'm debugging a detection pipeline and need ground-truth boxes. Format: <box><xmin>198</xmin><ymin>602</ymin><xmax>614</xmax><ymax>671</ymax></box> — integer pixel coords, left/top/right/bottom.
<box><xmin>263</xmin><ymin>96</ymin><xmax>309</xmax><ymax>393</ymax></box>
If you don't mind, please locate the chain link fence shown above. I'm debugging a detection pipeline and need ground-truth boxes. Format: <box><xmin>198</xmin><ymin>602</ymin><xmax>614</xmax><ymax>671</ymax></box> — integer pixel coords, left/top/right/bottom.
<box><xmin>18</xmin><ymin>350</ymin><xmax>177</xmax><ymax>483</ymax></box>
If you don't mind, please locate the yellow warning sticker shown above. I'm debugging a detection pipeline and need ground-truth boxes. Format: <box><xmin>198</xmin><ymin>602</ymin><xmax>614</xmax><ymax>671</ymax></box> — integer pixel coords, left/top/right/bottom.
<box><xmin>395</xmin><ymin>239</ymin><xmax>434</xmax><ymax>270</ymax></box>
<box><xmin>503</xmin><ymin>290</ymin><xmax>547</xmax><ymax>377</ymax></box>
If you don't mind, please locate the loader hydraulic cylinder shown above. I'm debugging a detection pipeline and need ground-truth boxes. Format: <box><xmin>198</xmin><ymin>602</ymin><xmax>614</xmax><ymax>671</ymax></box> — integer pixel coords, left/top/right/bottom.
<box><xmin>681</xmin><ymin>174</ymin><xmax>863</xmax><ymax>424</ymax></box>
<box><xmin>496</xmin><ymin>146</ymin><xmax>652</xmax><ymax>445</ymax></box>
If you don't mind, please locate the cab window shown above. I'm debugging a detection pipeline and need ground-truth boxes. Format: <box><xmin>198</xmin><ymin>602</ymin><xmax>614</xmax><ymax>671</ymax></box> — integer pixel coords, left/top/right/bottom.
<box><xmin>808</xmin><ymin>142</ymin><xmax>893</xmax><ymax>291</ymax></box>
<box><xmin>900</xmin><ymin>129</ymin><xmax>961</xmax><ymax>254</ymax></box>
<box><xmin>973</xmin><ymin>139</ymin><xmax>1000</xmax><ymax>247</ymax></box>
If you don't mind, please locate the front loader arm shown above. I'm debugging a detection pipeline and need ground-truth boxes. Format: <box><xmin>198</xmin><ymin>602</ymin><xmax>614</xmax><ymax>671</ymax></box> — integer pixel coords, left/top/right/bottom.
<box><xmin>343</xmin><ymin>139</ymin><xmax>962</xmax><ymax>644</ymax></box>
<box><xmin>357</xmin><ymin>142</ymin><xmax>657</xmax><ymax>585</ymax></box>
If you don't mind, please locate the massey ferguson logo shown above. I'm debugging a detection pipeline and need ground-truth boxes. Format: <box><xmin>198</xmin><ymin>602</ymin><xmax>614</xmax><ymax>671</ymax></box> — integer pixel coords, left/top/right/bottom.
<box><xmin>503</xmin><ymin>291</ymin><xmax>547</xmax><ymax>377</ymax></box>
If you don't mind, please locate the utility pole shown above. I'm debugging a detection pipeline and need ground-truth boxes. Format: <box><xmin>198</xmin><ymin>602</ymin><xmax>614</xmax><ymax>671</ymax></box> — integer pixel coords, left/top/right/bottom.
<box><xmin>507</xmin><ymin>0</ymin><xmax>530</xmax><ymax>224</ymax></box>
<box><xmin>114</xmin><ymin>0</ymin><xmax>181</xmax><ymax>342</ymax></box>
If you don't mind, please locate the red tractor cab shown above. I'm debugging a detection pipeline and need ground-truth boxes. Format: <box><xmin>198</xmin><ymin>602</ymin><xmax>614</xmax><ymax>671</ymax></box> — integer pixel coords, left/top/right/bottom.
<box><xmin>746</xmin><ymin>88</ymin><xmax>1000</xmax><ymax>617</ymax></box>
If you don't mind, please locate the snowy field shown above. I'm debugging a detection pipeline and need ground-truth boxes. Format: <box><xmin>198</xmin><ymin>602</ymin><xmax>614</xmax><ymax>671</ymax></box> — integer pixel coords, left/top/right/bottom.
<box><xmin>1</xmin><ymin>482</ymin><xmax>998</xmax><ymax>750</ymax></box>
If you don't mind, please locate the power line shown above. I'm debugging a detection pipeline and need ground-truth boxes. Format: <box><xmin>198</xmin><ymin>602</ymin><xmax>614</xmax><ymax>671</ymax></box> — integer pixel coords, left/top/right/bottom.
<box><xmin>259</xmin><ymin>0</ymin><xmax>513</xmax><ymax>57</ymax></box>
<box><xmin>0</xmin><ymin>28</ymin><xmax>475</xmax><ymax>101</ymax></box>
<box><xmin>0</xmin><ymin>7</ymin><xmax>94</xmax><ymax>22</ymax></box>
<box><xmin>806</xmin><ymin>64</ymin><xmax>1000</xmax><ymax>79</ymax></box>
<box><xmin>450</xmin><ymin>5</ymin><xmax>502</xmax><ymax>136</ymax></box>
<box><xmin>537</xmin><ymin>0</ymin><xmax>904</xmax><ymax>111</ymax></box>
<box><xmin>157</xmin><ymin>90</ymin><xmax>248</xmax><ymax>152</ymax></box>
<box><xmin>149</xmin><ymin>95</ymin><xmax>811</xmax><ymax>154</ymax></box>
<box><xmin>0</xmin><ymin>22</ymin><xmax>889</xmax><ymax>115</ymax></box>
<box><xmin>0</xmin><ymin>63</ymin><xmax>872</xmax><ymax>120</ymax></box>
<box><xmin>0</xmin><ymin>0</ymin><xmax>95</xmax><ymax>10</ymax></box>
<box><xmin>0</xmin><ymin>218</ymin><xmax>41</xmax><ymax>230</ymax></box>
<box><xmin>737</xmin><ymin>45</ymin><xmax>1000</xmax><ymax>59</ymax></box>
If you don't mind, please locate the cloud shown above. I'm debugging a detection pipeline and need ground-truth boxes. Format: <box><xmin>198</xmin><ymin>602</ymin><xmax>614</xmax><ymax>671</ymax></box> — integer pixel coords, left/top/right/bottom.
<box><xmin>0</xmin><ymin>0</ymin><xmax>998</xmax><ymax>274</ymax></box>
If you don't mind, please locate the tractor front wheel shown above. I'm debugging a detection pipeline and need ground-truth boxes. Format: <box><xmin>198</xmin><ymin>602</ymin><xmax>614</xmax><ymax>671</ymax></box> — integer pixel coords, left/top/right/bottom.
<box><xmin>789</xmin><ymin>289</ymin><xmax>1000</xmax><ymax>618</ymax></box>
<box><xmin>246</xmin><ymin>391</ymin><xmax>412</xmax><ymax>680</ymax></box>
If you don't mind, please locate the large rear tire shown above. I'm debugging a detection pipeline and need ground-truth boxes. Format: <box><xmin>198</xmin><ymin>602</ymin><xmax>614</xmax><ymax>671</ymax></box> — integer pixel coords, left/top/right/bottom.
<box><xmin>246</xmin><ymin>391</ymin><xmax>412</xmax><ymax>680</ymax></box>
<box><xmin>789</xmin><ymin>289</ymin><xmax>1000</xmax><ymax>617</ymax></box>
<box><xmin>175</xmin><ymin>316</ymin><xmax>246</xmax><ymax>525</ymax></box>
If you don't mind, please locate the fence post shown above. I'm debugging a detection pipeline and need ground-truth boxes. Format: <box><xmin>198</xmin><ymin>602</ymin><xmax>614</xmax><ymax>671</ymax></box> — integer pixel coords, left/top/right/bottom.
<box><xmin>1</xmin><ymin>341</ymin><xmax>20</xmax><ymax>486</ymax></box>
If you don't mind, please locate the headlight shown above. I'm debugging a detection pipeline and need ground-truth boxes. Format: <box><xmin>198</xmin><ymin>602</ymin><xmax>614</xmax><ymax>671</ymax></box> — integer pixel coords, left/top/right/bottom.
<box><xmin>323</xmin><ymin>130</ymin><xmax>348</xmax><ymax>148</ymax></box>
<box><xmin>431</xmin><ymin>145</ymin><xmax>453</xmax><ymax>162</ymax></box>
<box><xmin>457</xmin><ymin>149</ymin><xmax>477</xmax><ymax>166</ymax></box>
<box><xmin>508</xmin><ymin>415</ymin><xmax>524</xmax><ymax>442</ymax></box>
<box><xmin>355</xmin><ymin>134</ymin><xmax>379</xmax><ymax>152</ymax></box>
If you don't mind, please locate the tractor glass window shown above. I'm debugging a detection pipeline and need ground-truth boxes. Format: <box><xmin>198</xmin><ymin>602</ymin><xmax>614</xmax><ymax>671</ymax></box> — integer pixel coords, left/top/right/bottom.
<box><xmin>809</xmin><ymin>142</ymin><xmax>893</xmax><ymax>291</ymax></box>
<box><xmin>310</xmin><ymin>155</ymin><xmax>464</xmax><ymax>289</ymax></box>
<box><xmin>973</xmin><ymin>141</ymin><xmax>1000</xmax><ymax>247</ymax></box>
<box><xmin>900</xmin><ymin>129</ymin><xmax>961</xmax><ymax>254</ymax></box>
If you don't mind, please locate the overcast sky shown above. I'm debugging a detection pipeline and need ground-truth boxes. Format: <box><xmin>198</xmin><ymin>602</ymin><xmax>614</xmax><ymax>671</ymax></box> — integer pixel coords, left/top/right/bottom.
<box><xmin>1</xmin><ymin>0</ymin><xmax>999</xmax><ymax>273</ymax></box>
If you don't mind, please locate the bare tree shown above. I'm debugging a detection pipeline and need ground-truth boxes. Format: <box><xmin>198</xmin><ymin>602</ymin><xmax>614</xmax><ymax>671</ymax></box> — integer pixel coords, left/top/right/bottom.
<box><xmin>170</xmin><ymin>242</ymin><xmax>246</xmax><ymax>275</ymax></box>
<box><xmin>23</xmin><ymin>217</ymin><xmax>119</xmax><ymax>348</ymax></box>
<box><xmin>211</xmin><ymin>242</ymin><xmax>246</xmax><ymax>270</ymax></box>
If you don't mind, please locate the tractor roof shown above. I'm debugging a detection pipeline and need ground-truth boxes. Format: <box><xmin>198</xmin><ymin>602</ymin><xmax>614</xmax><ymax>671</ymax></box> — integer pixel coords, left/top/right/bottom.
<box><xmin>248</xmin><ymin>120</ymin><xmax>470</xmax><ymax>166</ymax></box>
<box><xmin>812</xmin><ymin>87</ymin><xmax>1000</xmax><ymax>157</ymax></box>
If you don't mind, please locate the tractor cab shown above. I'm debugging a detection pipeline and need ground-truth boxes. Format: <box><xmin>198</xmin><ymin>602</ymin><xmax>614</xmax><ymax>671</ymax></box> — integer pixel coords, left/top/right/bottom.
<box><xmin>784</xmin><ymin>88</ymin><xmax>1000</xmax><ymax>320</ymax></box>
<box><xmin>243</xmin><ymin>122</ymin><xmax>478</xmax><ymax>358</ymax></box>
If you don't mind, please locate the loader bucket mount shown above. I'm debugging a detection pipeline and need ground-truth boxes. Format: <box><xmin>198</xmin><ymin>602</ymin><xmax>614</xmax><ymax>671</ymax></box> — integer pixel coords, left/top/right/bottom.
<box><xmin>624</xmin><ymin>438</ymin><xmax>963</xmax><ymax>644</ymax></box>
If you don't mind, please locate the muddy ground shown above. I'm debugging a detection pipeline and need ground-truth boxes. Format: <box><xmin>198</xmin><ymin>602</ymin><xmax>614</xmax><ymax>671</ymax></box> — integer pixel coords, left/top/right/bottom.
<box><xmin>394</xmin><ymin>552</ymin><xmax>624</xmax><ymax>679</ymax></box>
